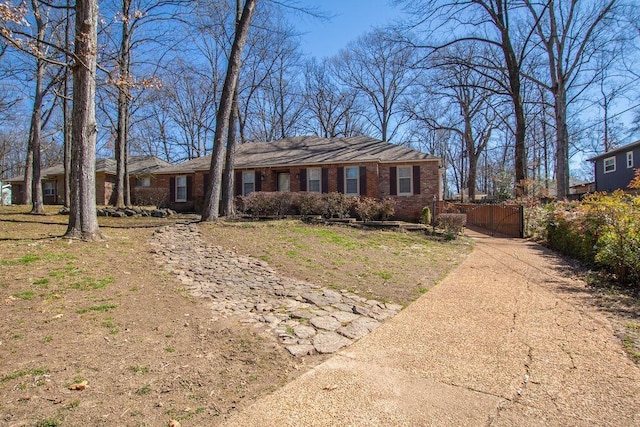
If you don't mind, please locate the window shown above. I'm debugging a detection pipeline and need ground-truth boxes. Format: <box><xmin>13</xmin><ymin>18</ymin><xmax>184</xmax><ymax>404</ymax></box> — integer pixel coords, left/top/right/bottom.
<box><xmin>44</xmin><ymin>182</ymin><xmax>56</xmax><ymax>196</ymax></box>
<box><xmin>307</xmin><ymin>168</ymin><xmax>321</xmax><ymax>192</ymax></box>
<box><xmin>627</xmin><ymin>151</ymin><xmax>634</xmax><ymax>169</ymax></box>
<box><xmin>175</xmin><ymin>175</ymin><xmax>187</xmax><ymax>202</ymax></box>
<box><xmin>604</xmin><ymin>156</ymin><xmax>616</xmax><ymax>173</ymax></box>
<box><xmin>136</xmin><ymin>177</ymin><xmax>151</xmax><ymax>187</ymax></box>
<box><xmin>242</xmin><ymin>170</ymin><xmax>255</xmax><ymax>196</ymax></box>
<box><xmin>345</xmin><ymin>166</ymin><xmax>359</xmax><ymax>195</ymax></box>
<box><xmin>397</xmin><ymin>166</ymin><xmax>412</xmax><ymax>195</ymax></box>
<box><xmin>277</xmin><ymin>172</ymin><xmax>290</xmax><ymax>192</ymax></box>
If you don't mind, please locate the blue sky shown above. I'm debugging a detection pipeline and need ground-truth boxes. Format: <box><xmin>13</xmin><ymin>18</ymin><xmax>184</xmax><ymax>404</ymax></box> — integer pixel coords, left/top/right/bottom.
<box><xmin>292</xmin><ymin>0</ymin><xmax>407</xmax><ymax>58</ymax></box>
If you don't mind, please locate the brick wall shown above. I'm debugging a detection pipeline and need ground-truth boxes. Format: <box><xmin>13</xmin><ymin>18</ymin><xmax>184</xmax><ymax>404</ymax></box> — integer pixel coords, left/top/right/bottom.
<box><xmin>378</xmin><ymin>161</ymin><xmax>441</xmax><ymax>222</ymax></box>
<box><xmin>155</xmin><ymin>160</ymin><xmax>441</xmax><ymax>221</ymax></box>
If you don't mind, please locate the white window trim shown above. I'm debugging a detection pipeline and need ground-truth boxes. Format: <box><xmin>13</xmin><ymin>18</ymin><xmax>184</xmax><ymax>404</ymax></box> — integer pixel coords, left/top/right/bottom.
<box><xmin>397</xmin><ymin>166</ymin><xmax>413</xmax><ymax>196</ymax></box>
<box><xmin>627</xmin><ymin>151</ymin><xmax>634</xmax><ymax>169</ymax></box>
<box><xmin>307</xmin><ymin>167</ymin><xmax>321</xmax><ymax>193</ymax></box>
<box><xmin>603</xmin><ymin>156</ymin><xmax>616</xmax><ymax>174</ymax></box>
<box><xmin>175</xmin><ymin>175</ymin><xmax>187</xmax><ymax>202</ymax></box>
<box><xmin>345</xmin><ymin>166</ymin><xmax>360</xmax><ymax>195</ymax></box>
<box><xmin>242</xmin><ymin>170</ymin><xmax>255</xmax><ymax>196</ymax></box>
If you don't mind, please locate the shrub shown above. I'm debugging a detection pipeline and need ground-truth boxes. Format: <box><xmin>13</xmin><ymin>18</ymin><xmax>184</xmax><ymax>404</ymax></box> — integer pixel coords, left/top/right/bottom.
<box><xmin>240</xmin><ymin>192</ymin><xmax>293</xmax><ymax>219</ymax></box>
<box><xmin>353</xmin><ymin>197</ymin><xmax>380</xmax><ymax>221</ymax></box>
<box><xmin>421</xmin><ymin>206</ymin><xmax>431</xmax><ymax>225</ymax></box>
<box><xmin>379</xmin><ymin>197</ymin><xmax>395</xmax><ymax>220</ymax></box>
<box><xmin>543</xmin><ymin>191</ymin><xmax>640</xmax><ymax>287</ymax></box>
<box><xmin>132</xmin><ymin>187</ymin><xmax>168</xmax><ymax>208</ymax></box>
<box><xmin>437</xmin><ymin>213</ymin><xmax>467</xmax><ymax>238</ymax></box>
<box><xmin>324</xmin><ymin>192</ymin><xmax>353</xmax><ymax>219</ymax></box>
<box><xmin>295</xmin><ymin>192</ymin><xmax>325</xmax><ymax>217</ymax></box>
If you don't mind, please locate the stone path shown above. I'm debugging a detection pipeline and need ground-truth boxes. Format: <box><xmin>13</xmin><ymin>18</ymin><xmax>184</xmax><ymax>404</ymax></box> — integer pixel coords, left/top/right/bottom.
<box><xmin>149</xmin><ymin>223</ymin><xmax>402</xmax><ymax>356</ymax></box>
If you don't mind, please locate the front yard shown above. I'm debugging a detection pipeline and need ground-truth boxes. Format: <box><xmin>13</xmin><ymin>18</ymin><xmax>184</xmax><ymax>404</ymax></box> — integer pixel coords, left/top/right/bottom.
<box><xmin>0</xmin><ymin>206</ymin><xmax>470</xmax><ymax>426</ymax></box>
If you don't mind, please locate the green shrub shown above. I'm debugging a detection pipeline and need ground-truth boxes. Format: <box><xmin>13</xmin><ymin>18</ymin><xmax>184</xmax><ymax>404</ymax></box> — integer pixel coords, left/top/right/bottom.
<box><xmin>421</xmin><ymin>207</ymin><xmax>431</xmax><ymax>225</ymax></box>
<box><xmin>544</xmin><ymin>191</ymin><xmax>640</xmax><ymax>287</ymax></box>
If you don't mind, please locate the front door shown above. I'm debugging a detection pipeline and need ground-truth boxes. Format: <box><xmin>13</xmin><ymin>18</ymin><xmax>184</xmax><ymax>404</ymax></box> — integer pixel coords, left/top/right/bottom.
<box><xmin>277</xmin><ymin>172</ymin><xmax>290</xmax><ymax>192</ymax></box>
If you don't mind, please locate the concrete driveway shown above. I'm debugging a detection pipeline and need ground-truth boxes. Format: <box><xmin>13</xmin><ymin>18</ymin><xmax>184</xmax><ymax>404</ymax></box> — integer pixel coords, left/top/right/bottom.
<box><xmin>222</xmin><ymin>230</ymin><xmax>640</xmax><ymax>426</ymax></box>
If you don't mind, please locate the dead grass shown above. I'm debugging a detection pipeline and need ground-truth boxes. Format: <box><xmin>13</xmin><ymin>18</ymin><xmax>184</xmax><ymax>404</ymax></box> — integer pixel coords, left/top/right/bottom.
<box><xmin>199</xmin><ymin>220</ymin><xmax>472</xmax><ymax>306</ymax></box>
<box><xmin>0</xmin><ymin>206</ymin><xmax>471</xmax><ymax>425</ymax></box>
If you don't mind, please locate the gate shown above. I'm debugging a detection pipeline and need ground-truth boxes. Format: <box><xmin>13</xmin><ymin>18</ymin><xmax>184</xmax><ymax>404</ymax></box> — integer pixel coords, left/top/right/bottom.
<box><xmin>438</xmin><ymin>202</ymin><xmax>524</xmax><ymax>238</ymax></box>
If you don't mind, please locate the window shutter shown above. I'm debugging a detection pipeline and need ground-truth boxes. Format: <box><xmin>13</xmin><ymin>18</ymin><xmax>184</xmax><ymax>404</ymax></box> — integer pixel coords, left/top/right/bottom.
<box><xmin>321</xmin><ymin>168</ymin><xmax>329</xmax><ymax>193</ymax></box>
<box><xmin>413</xmin><ymin>165</ymin><xmax>421</xmax><ymax>195</ymax></box>
<box><xmin>299</xmin><ymin>169</ymin><xmax>307</xmax><ymax>191</ymax></box>
<box><xmin>235</xmin><ymin>171</ymin><xmax>242</xmax><ymax>196</ymax></box>
<box><xmin>186</xmin><ymin>175</ymin><xmax>193</xmax><ymax>200</ymax></box>
<box><xmin>389</xmin><ymin>167</ymin><xmax>397</xmax><ymax>196</ymax></box>
<box><xmin>203</xmin><ymin>173</ymin><xmax>210</xmax><ymax>197</ymax></box>
<box><xmin>359</xmin><ymin>166</ymin><xmax>367</xmax><ymax>196</ymax></box>
<box><xmin>255</xmin><ymin>171</ymin><xmax>262</xmax><ymax>192</ymax></box>
<box><xmin>170</xmin><ymin>177</ymin><xmax>175</xmax><ymax>202</ymax></box>
<box><xmin>337</xmin><ymin>167</ymin><xmax>344</xmax><ymax>193</ymax></box>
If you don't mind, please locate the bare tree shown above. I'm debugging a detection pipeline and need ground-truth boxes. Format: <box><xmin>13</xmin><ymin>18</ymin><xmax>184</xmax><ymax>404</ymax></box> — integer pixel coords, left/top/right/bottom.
<box><xmin>334</xmin><ymin>27</ymin><xmax>417</xmax><ymax>142</ymax></box>
<box><xmin>524</xmin><ymin>0</ymin><xmax>622</xmax><ymax>199</ymax></box>
<box><xmin>202</xmin><ymin>0</ymin><xmax>257</xmax><ymax>222</ymax></box>
<box><xmin>65</xmin><ymin>0</ymin><xmax>101</xmax><ymax>240</ymax></box>
<box><xmin>302</xmin><ymin>57</ymin><xmax>364</xmax><ymax>137</ymax></box>
<box><xmin>410</xmin><ymin>45</ymin><xmax>501</xmax><ymax>200</ymax></box>
<box><xmin>396</xmin><ymin>0</ymin><xmax>532</xmax><ymax>195</ymax></box>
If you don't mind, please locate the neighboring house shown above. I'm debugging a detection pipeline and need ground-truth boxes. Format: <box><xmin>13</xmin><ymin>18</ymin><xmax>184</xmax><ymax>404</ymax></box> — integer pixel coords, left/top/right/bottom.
<box><xmin>6</xmin><ymin>156</ymin><xmax>171</xmax><ymax>205</ymax></box>
<box><xmin>588</xmin><ymin>140</ymin><xmax>640</xmax><ymax>193</ymax></box>
<box><xmin>154</xmin><ymin>136</ymin><xmax>442</xmax><ymax>221</ymax></box>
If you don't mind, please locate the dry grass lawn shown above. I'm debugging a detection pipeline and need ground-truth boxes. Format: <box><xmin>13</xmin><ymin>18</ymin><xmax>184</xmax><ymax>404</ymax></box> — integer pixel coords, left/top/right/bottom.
<box><xmin>0</xmin><ymin>206</ymin><xmax>470</xmax><ymax>426</ymax></box>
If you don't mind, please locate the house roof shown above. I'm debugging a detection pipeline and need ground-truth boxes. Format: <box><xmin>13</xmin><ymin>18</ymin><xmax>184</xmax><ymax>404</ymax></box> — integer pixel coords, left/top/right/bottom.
<box><xmin>157</xmin><ymin>136</ymin><xmax>439</xmax><ymax>174</ymax></box>
<box><xmin>5</xmin><ymin>156</ymin><xmax>172</xmax><ymax>182</ymax></box>
<box><xmin>587</xmin><ymin>140</ymin><xmax>640</xmax><ymax>161</ymax></box>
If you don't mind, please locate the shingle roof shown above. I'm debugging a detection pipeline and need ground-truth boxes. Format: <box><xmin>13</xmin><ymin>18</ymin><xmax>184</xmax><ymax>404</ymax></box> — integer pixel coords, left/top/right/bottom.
<box><xmin>157</xmin><ymin>136</ymin><xmax>438</xmax><ymax>174</ymax></box>
<box><xmin>5</xmin><ymin>156</ymin><xmax>171</xmax><ymax>182</ymax></box>
<box><xmin>587</xmin><ymin>140</ymin><xmax>640</xmax><ymax>161</ymax></box>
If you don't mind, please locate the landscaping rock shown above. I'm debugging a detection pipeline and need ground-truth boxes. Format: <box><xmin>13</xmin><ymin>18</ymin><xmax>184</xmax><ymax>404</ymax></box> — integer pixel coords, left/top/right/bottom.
<box><xmin>313</xmin><ymin>332</ymin><xmax>352</xmax><ymax>354</ymax></box>
<box><xmin>150</xmin><ymin>223</ymin><xmax>401</xmax><ymax>356</ymax></box>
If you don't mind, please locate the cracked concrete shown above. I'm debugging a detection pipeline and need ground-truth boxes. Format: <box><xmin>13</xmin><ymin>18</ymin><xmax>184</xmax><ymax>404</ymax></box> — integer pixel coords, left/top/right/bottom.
<box><xmin>222</xmin><ymin>229</ymin><xmax>640</xmax><ymax>426</ymax></box>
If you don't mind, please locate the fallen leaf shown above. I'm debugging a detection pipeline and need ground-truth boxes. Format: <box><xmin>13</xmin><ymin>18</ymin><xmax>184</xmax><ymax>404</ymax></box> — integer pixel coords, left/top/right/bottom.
<box><xmin>322</xmin><ymin>384</ymin><xmax>338</xmax><ymax>391</ymax></box>
<box><xmin>69</xmin><ymin>380</ymin><xmax>88</xmax><ymax>391</ymax></box>
<box><xmin>169</xmin><ymin>420</ymin><xmax>181</xmax><ymax>427</ymax></box>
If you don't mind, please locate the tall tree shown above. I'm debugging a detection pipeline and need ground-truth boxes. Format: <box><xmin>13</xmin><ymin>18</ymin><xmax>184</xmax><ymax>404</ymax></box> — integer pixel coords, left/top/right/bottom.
<box><xmin>334</xmin><ymin>27</ymin><xmax>417</xmax><ymax>142</ymax></box>
<box><xmin>397</xmin><ymin>0</ymin><xmax>531</xmax><ymax>195</ymax></box>
<box><xmin>525</xmin><ymin>0</ymin><xmax>620</xmax><ymax>199</ymax></box>
<box><xmin>303</xmin><ymin>57</ymin><xmax>363</xmax><ymax>138</ymax></box>
<box><xmin>201</xmin><ymin>0</ymin><xmax>257</xmax><ymax>222</ymax></box>
<box><xmin>65</xmin><ymin>0</ymin><xmax>101</xmax><ymax>240</ymax></box>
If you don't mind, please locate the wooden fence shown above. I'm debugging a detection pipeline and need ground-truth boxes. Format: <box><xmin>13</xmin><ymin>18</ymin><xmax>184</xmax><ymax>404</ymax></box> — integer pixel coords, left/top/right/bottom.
<box><xmin>437</xmin><ymin>202</ymin><xmax>524</xmax><ymax>238</ymax></box>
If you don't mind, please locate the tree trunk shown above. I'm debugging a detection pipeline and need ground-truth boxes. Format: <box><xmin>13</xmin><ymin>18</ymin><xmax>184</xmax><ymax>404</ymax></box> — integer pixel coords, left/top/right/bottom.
<box><xmin>63</xmin><ymin>0</ymin><xmax>72</xmax><ymax>208</ymax></box>
<box><xmin>114</xmin><ymin>0</ymin><xmax>131</xmax><ymax>209</ymax></box>
<box><xmin>23</xmin><ymin>146</ymin><xmax>33</xmax><ymax>205</ymax></box>
<box><xmin>221</xmin><ymin>99</ymin><xmax>239</xmax><ymax>216</ymax></box>
<box><xmin>29</xmin><ymin>2</ymin><xmax>46</xmax><ymax>214</ymax></box>
<box><xmin>65</xmin><ymin>0</ymin><xmax>102</xmax><ymax>241</ymax></box>
<box><xmin>500</xmin><ymin>25</ymin><xmax>527</xmax><ymax>197</ymax></box>
<box><xmin>554</xmin><ymin>84</ymin><xmax>569</xmax><ymax>199</ymax></box>
<box><xmin>202</xmin><ymin>0</ymin><xmax>257</xmax><ymax>222</ymax></box>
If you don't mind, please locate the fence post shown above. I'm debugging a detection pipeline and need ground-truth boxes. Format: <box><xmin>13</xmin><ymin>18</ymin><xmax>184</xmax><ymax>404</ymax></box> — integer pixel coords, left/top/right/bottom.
<box><xmin>519</xmin><ymin>205</ymin><xmax>525</xmax><ymax>238</ymax></box>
